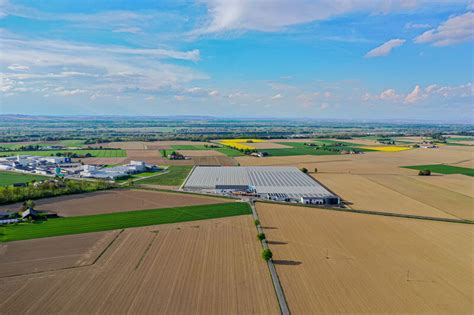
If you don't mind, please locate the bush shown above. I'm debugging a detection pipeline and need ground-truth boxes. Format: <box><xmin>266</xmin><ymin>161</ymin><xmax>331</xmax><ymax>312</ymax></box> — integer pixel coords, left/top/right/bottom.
<box><xmin>254</xmin><ymin>219</ymin><xmax>260</xmax><ymax>226</ymax></box>
<box><xmin>314</xmin><ymin>168</ymin><xmax>318</xmax><ymax>173</ymax></box>
<box><xmin>257</xmin><ymin>233</ymin><xmax>266</xmax><ymax>241</ymax></box>
<box><xmin>418</xmin><ymin>169</ymin><xmax>431</xmax><ymax>176</ymax></box>
<box><xmin>300</xmin><ymin>167</ymin><xmax>308</xmax><ymax>174</ymax></box>
<box><xmin>262</xmin><ymin>249</ymin><xmax>273</xmax><ymax>261</ymax></box>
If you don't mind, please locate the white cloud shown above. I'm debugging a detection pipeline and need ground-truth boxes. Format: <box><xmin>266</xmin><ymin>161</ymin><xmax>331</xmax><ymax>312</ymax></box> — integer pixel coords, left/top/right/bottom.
<box><xmin>186</xmin><ymin>87</ymin><xmax>203</xmax><ymax>93</ymax></box>
<box><xmin>379</xmin><ymin>89</ymin><xmax>400</xmax><ymax>100</ymax></box>
<box><xmin>56</xmin><ymin>89</ymin><xmax>86</xmax><ymax>96</ymax></box>
<box><xmin>405</xmin><ymin>22</ymin><xmax>431</xmax><ymax>29</ymax></box>
<box><xmin>405</xmin><ymin>85</ymin><xmax>424</xmax><ymax>103</ymax></box>
<box><xmin>7</xmin><ymin>64</ymin><xmax>30</xmax><ymax>71</ymax></box>
<box><xmin>0</xmin><ymin>33</ymin><xmax>207</xmax><ymax>98</ymax></box>
<box><xmin>271</xmin><ymin>93</ymin><xmax>282</xmax><ymax>100</ymax></box>
<box><xmin>174</xmin><ymin>95</ymin><xmax>186</xmax><ymax>101</ymax></box>
<box><xmin>415</xmin><ymin>12</ymin><xmax>474</xmax><ymax>46</ymax></box>
<box><xmin>365</xmin><ymin>39</ymin><xmax>406</xmax><ymax>58</ymax></box>
<box><xmin>112</xmin><ymin>27</ymin><xmax>142</xmax><ymax>34</ymax></box>
<box><xmin>196</xmin><ymin>0</ymin><xmax>463</xmax><ymax>33</ymax></box>
<box><xmin>208</xmin><ymin>90</ymin><xmax>219</xmax><ymax>96</ymax></box>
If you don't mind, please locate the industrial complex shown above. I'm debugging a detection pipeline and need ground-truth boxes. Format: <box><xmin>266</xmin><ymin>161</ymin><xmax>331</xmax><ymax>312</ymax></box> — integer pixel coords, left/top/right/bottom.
<box><xmin>183</xmin><ymin>166</ymin><xmax>340</xmax><ymax>205</ymax></box>
<box><xmin>0</xmin><ymin>155</ymin><xmax>158</xmax><ymax>180</ymax></box>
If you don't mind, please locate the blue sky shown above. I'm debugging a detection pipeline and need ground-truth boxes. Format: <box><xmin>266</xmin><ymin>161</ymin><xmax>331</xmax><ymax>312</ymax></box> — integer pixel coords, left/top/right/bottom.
<box><xmin>0</xmin><ymin>0</ymin><xmax>473</xmax><ymax>121</ymax></box>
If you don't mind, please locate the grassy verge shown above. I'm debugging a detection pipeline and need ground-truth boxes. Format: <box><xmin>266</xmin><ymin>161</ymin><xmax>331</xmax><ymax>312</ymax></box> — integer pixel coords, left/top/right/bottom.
<box><xmin>0</xmin><ymin>171</ymin><xmax>49</xmax><ymax>187</ymax></box>
<box><xmin>402</xmin><ymin>164</ymin><xmax>474</xmax><ymax>176</ymax></box>
<box><xmin>138</xmin><ymin>165</ymin><xmax>193</xmax><ymax>186</ymax></box>
<box><xmin>1</xmin><ymin>202</ymin><xmax>251</xmax><ymax>242</ymax></box>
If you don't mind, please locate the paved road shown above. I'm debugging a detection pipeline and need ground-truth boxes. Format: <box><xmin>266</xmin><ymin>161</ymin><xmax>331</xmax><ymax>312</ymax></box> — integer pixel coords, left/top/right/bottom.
<box><xmin>249</xmin><ymin>200</ymin><xmax>290</xmax><ymax>315</ymax></box>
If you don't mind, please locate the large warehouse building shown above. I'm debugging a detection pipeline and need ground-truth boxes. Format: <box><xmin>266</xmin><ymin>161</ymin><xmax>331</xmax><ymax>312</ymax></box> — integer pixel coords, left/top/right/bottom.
<box><xmin>183</xmin><ymin>166</ymin><xmax>340</xmax><ymax>205</ymax></box>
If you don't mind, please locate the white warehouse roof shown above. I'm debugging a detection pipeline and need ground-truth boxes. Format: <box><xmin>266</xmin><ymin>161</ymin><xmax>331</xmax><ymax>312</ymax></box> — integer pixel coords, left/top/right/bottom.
<box><xmin>184</xmin><ymin>166</ymin><xmax>336</xmax><ymax>199</ymax></box>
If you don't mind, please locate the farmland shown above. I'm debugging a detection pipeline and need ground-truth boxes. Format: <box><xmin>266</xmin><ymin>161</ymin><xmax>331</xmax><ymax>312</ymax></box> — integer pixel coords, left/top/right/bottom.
<box><xmin>256</xmin><ymin>202</ymin><xmax>473</xmax><ymax>314</ymax></box>
<box><xmin>0</xmin><ymin>189</ymin><xmax>232</xmax><ymax>217</ymax></box>
<box><xmin>0</xmin><ymin>171</ymin><xmax>48</xmax><ymax>186</ymax></box>
<box><xmin>0</xmin><ymin>149</ymin><xmax>126</xmax><ymax>157</ymax></box>
<box><xmin>403</xmin><ymin>164</ymin><xmax>474</xmax><ymax>176</ymax></box>
<box><xmin>0</xmin><ymin>216</ymin><xmax>279</xmax><ymax>314</ymax></box>
<box><xmin>1</xmin><ymin>202</ymin><xmax>251</xmax><ymax>242</ymax></box>
<box><xmin>138</xmin><ymin>165</ymin><xmax>193</xmax><ymax>186</ymax></box>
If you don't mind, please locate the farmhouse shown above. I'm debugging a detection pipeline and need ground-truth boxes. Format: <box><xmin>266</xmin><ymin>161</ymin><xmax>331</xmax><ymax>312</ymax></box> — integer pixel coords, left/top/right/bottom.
<box><xmin>183</xmin><ymin>166</ymin><xmax>340</xmax><ymax>205</ymax></box>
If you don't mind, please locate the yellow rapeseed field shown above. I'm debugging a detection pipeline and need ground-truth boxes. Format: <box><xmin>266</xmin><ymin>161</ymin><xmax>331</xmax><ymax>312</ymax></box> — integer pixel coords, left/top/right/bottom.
<box><xmin>362</xmin><ymin>146</ymin><xmax>411</xmax><ymax>152</ymax></box>
<box><xmin>220</xmin><ymin>139</ymin><xmax>264</xmax><ymax>150</ymax></box>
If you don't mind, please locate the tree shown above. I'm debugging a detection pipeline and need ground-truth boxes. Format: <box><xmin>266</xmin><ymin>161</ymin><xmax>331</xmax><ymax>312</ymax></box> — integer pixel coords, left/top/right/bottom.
<box><xmin>254</xmin><ymin>219</ymin><xmax>260</xmax><ymax>226</ymax></box>
<box><xmin>418</xmin><ymin>169</ymin><xmax>431</xmax><ymax>176</ymax></box>
<box><xmin>262</xmin><ymin>249</ymin><xmax>273</xmax><ymax>261</ymax></box>
<box><xmin>20</xmin><ymin>199</ymin><xmax>35</xmax><ymax>211</ymax></box>
<box><xmin>300</xmin><ymin>167</ymin><xmax>308</xmax><ymax>174</ymax></box>
<box><xmin>314</xmin><ymin>167</ymin><xmax>318</xmax><ymax>173</ymax></box>
<box><xmin>257</xmin><ymin>233</ymin><xmax>266</xmax><ymax>241</ymax></box>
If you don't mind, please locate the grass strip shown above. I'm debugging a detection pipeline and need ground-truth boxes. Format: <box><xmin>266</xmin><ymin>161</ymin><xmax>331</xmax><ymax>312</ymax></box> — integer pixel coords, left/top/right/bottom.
<box><xmin>402</xmin><ymin>164</ymin><xmax>474</xmax><ymax>177</ymax></box>
<box><xmin>1</xmin><ymin>202</ymin><xmax>251</xmax><ymax>242</ymax></box>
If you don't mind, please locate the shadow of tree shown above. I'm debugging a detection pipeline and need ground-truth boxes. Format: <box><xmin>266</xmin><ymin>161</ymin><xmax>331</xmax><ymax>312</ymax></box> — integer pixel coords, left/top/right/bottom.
<box><xmin>273</xmin><ymin>260</ymin><xmax>302</xmax><ymax>266</ymax></box>
<box><xmin>267</xmin><ymin>240</ymin><xmax>287</xmax><ymax>245</ymax></box>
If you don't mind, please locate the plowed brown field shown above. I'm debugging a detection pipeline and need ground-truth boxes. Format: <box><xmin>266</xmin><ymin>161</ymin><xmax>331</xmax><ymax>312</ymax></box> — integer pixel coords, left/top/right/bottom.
<box><xmin>0</xmin><ymin>216</ymin><xmax>279</xmax><ymax>314</ymax></box>
<box><xmin>0</xmin><ymin>189</ymin><xmax>231</xmax><ymax>217</ymax></box>
<box><xmin>0</xmin><ymin>231</ymin><xmax>119</xmax><ymax>277</ymax></box>
<box><xmin>256</xmin><ymin>202</ymin><xmax>473</xmax><ymax>314</ymax></box>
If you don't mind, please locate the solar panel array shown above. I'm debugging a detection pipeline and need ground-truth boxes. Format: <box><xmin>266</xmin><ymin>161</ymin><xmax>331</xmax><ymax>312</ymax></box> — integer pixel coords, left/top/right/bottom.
<box><xmin>184</xmin><ymin>166</ymin><xmax>336</xmax><ymax>199</ymax></box>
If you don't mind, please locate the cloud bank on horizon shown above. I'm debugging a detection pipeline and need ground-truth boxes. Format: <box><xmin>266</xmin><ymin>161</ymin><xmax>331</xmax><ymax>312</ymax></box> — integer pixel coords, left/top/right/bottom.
<box><xmin>0</xmin><ymin>0</ymin><xmax>473</xmax><ymax>122</ymax></box>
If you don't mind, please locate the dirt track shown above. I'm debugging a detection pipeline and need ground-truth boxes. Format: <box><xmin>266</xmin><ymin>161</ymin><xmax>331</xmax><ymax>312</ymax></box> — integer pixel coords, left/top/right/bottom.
<box><xmin>0</xmin><ymin>216</ymin><xmax>279</xmax><ymax>314</ymax></box>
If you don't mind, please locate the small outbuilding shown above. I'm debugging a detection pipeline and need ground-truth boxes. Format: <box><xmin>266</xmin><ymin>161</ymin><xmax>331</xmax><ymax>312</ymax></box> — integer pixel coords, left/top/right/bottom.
<box><xmin>22</xmin><ymin>208</ymin><xmax>40</xmax><ymax>220</ymax></box>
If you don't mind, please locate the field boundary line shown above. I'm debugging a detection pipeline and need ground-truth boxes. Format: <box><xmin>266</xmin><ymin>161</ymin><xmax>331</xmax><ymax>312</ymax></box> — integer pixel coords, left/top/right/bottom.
<box><xmin>134</xmin><ymin>231</ymin><xmax>159</xmax><ymax>270</ymax></box>
<box><xmin>179</xmin><ymin>165</ymin><xmax>196</xmax><ymax>189</ymax></box>
<box><xmin>364</xmin><ymin>174</ymin><xmax>470</xmax><ymax>220</ymax></box>
<box><xmin>258</xmin><ymin>200</ymin><xmax>473</xmax><ymax>225</ymax></box>
<box><xmin>250</xmin><ymin>201</ymin><xmax>290</xmax><ymax>315</ymax></box>
<box><xmin>0</xmin><ymin>229</ymin><xmax>125</xmax><ymax>279</ymax></box>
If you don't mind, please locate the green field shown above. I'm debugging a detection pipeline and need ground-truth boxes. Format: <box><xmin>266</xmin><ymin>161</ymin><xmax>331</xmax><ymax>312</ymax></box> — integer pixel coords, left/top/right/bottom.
<box><xmin>263</xmin><ymin>141</ymin><xmax>373</xmax><ymax>157</ymax></box>
<box><xmin>138</xmin><ymin>165</ymin><xmax>193</xmax><ymax>186</ymax></box>
<box><xmin>115</xmin><ymin>170</ymin><xmax>165</xmax><ymax>183</ymax></box>
<box><xmin>59</xmin><ymin>139</ymin><xmax>87</xmax><ymax>147</ymax></box>
<box><xmin>0</xmin><ymin>202</ymin><xmax>251</xmax><ymax>242</ymax></box>
<box><xmin>403</xmin><ymin>164</ymin><xmax>474</xmax><ymax>176</ymax></box>
<box><xmin>446</xmin><ymin>137</ymin><xmax>474</xmax><ymax>142</ymax></box>
<box><xmin>170</xmin><ymin>145</ymin><xmax>210</xmax><ymax>150</ymax></box>
<box><xmin>170</xmin><ymin>145</ymin><xmax>243</xmax><ymax>157</ymax></box>
<box><xmin>0</xmin><ymin>171</ymin><xmax>49</xmax><ymax>186</ymax></box>
<box><xmin>0</xmin><ymin>149</ymin><xmax>126</xmax><ymax>158</ymax></box>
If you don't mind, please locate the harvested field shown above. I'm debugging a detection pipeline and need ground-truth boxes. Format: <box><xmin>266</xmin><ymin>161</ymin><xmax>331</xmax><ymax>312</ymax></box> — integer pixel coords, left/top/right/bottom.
<box><xmin>177</xmin><ymin>149</ymin><xmax>225</xmax><ymax>157</ymax></box>
<box><xmin>256</xmin><ymin>202</ymin><xmax>473</xmax><ymax>314</ymax></box>
<box><xmin>246</xmin><ymin>142</ymin><xmax>292</xmax><ymax>149</ymax></box>
<box><xmin>365</xmin><ymin>175</ymin><xmax>474</xmax><ymax>220</ymax></box>
<box><xmin>192</xmin><ymin>155</ymin><xmax>238</xmax><ymax>166</ymax></box>
<box><xmin>313</xmin><ymin>173</ymin><xmax>457</xmax><ymax>219</ymax></box>
<box><xmin>145</xmin><ymin>141</ymin><xmax>212</xmax><ymax>150</ymax></box>
<box><xmin>411</xmin><ymin>174</ymin><xmax>474</xmax><ymax>197</ymax></box>
<box><xmin>268</xmin><ymin>138</ymin><xmax>314</xmax><ymax>143</ymax></box>
<box><xmin>0</xmin><ymin>216</ymin><xmax>279</xmax><ymax>314</ymax></box>
<box><xmin>0</xmin><ymin>231</ymin><xmax>119</xmax><ymax>277</ymax></box>
<box><xmin>0</xmin><ymin>189</ymin><xmax>231</xmax><ymax>217</ymax></box>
